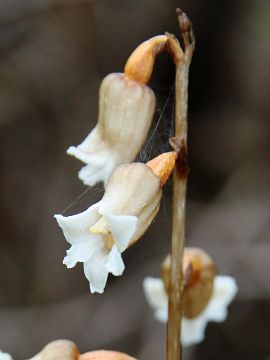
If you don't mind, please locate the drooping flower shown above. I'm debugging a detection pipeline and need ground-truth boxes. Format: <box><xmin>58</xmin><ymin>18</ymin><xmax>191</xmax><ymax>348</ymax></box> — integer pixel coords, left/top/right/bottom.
<box><xmin>143</xmin><ymin>248</ymin><xmax>238</xmax><ymax>346</ymax></box>
<box><xmin>67</xmin><ymin>35</ymin><xmax>169</xmax><ymax>186</ymax></box>
<box><xmin>55</xmin><ymin>152</ymin><xmax>177</xmax><ymax>293</ymax></box>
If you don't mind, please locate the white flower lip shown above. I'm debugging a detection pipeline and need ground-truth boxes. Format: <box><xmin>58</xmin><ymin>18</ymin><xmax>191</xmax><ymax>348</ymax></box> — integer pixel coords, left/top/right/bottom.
<box><xmin>143</xmin><ymin>275</ymin><xmax>238</xmax><ymax>346</ymax></box>
<box><xmin>0</xmin><ymin>351</ymin><xmax>13</xmax><ymax>360</ymax></box>
<box><xmin>55</xmin><ymin>162</ymin><xmax>162</xmax><ymax>293</ymax></box>
<box><xmin>55</xmin><ymin>205</ymin><xmax>137</xmax><ymax>294</ymax></box>
<box><xmin>67</xmin><ymin>73</ymin><xmax>155</xmax><ymax>186</ymax></box>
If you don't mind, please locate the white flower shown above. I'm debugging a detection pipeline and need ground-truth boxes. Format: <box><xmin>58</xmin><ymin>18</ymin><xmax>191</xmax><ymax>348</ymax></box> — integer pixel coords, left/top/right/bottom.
<box><xmin>143</xmin><ymin>275</ymin><xmax>238</xmax><ymax>346</ymax></box>
<box><xmin>55</xmin><ymin>162</ymin><xmax>162</xmax><ymax>293</ymax></box>
<box><xmin>67</xmin><ymin>73</ymin><xmax>155</xmax><ymax>186</ymax></box>
<box><xmin>0</xmin><ymin>351</ymin><xmax>13</xmax><ymax>360</ymax></box>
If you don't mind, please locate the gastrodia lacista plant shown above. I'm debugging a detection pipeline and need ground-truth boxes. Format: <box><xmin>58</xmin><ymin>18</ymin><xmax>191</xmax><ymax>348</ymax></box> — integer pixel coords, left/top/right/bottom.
<box><xmin>143</xmin><ymin>247</ymin><xmax>238</xmax><ymax>346</ymax></box>
<box><xmin>67</xmin><ymin>35</ymin><xmax>168</xmax><ymax>186</ymax></box>
<box><xmin>55</xmin><ymin>151</ymin><xmax>177</xmax><ymax>293</ymax></box>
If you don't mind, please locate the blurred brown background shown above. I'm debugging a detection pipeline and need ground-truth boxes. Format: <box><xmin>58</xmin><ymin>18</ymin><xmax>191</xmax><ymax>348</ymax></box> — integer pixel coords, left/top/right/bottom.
<box><xmin>0</xmin><ymin>0</ymin><xmax>269</xmax><ymax>359</ymax></box>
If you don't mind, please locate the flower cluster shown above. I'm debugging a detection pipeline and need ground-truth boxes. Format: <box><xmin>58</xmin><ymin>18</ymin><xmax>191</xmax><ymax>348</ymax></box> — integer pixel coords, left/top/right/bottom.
<box><xmin>54</xmin><ymin>28</ymin><xmax>238</xmax><ymax>349</ymax></box>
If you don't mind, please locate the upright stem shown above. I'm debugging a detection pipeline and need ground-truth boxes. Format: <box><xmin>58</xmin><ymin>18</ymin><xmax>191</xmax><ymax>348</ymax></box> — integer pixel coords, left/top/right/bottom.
<box><xmin>166</xmin><ymin>9</ymin><xmax>195</xmax><ymax>360</ymax></box>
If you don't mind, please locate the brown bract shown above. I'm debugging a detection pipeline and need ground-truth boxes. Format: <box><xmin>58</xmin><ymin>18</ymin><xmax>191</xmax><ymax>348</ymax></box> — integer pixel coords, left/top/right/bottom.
<box><xmin>146</xmin><ymin>151</ymin><xmax>177</xmax><ymax>186</ymax></box>
<box><xmin>124</xmin><ymin>35</ymin><xmax>168</xmax><ymax>84</ymax></box>
<box><xmin>80</xmin><ymin>350</ymin><xmax>136</xmax><ymax>360</ymax></box>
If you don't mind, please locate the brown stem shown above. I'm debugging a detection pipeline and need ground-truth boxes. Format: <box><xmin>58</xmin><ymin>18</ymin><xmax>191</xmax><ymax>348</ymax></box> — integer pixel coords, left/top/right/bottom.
<box><xmin>166</xmin><ymin>9</ymin><xmax>195</xmax><ymax>360</ymax></box>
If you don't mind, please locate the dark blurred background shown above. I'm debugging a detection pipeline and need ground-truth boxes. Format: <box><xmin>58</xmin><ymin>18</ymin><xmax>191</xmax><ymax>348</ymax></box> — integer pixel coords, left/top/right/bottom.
<box><xmin>0</xmin><ymin>0</ymin><xmax>269</xmax><ymax>359</ymax></box>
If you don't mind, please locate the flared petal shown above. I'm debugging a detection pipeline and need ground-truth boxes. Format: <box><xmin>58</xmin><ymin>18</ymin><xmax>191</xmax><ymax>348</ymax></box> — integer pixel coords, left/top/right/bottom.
<box><xmin>83</xmin><ymin>248</ymin><xmax>110</xmax><ymax>293</ymax></box>
<box><xmin>0</xmin><ymin>351</ymin><xmax>13</xmax><ymax>360</ymax></box>
<box><xmin>67</xmin><ymin>126</ymin><xmax>104</xmax><ymax>165</ymax></box>
<box><xmin>204</xmin><ymin>275</ymin><xmax>238</xmax><ymax>322</ymax></box>
<box><xmin>182</xmin><ymin>316</ymin><xmax>208</xmax><ymax>346</ymax></box>
<box><xmin>106</xmin><ymin>244</ymin><xmax>125</xmax><ymax>276</ymax></box>
<box><xmin>54</xmin><ymin>202</ymin><xmax>101</xmax><ymax>245</ymax></box>
<box><xmin>79</xmin><ymin>160</ymin><xmax>116</xmax><ymax>187</ymax></box>
<box><xmin>143</xmin><ymin>274</ymin><xmax>238</xmax><ymax>346</ymax></box>
<box><xmin>143</xmin><ymin>277</ymin><xmax>168</xmax><ymax>323</ymax></box>
<box><xmin>104</xmin><ymin>213</ymin><xmax>137</xmax><ymax>252</ymax></box>
<box><xmin>63</xmin><ymin>237</ymin><xmax>103</xmax><ymax>268</ymax></box>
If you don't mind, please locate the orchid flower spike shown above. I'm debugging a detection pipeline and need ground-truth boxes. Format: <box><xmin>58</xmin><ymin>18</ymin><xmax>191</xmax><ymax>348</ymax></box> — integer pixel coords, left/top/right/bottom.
<box><xmin>0</xmin><ymin>351</ymin><xmax>13</xmax><ymax>360</ymax></box>
<box><xmin>143</xmin><ymin>247</ymin><xmax>238</xmax><ymax>346</ymax></box>
<box><xmin>67</xmin><ymin>35</ymin><xmax>169</xmax><ymax>187</ymax></box>
<box><xmin>55</xmin><ymin>151</ymin><xmax>177</xmax><ymax>293</ymax></box>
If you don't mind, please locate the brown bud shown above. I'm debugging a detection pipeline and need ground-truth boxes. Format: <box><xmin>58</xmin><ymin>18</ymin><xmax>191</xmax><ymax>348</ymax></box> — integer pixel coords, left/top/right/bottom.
<box><xmin>161</xmin><ymin>248</ymin><xmax>217</xmax><ymax>319</ymax></box>
<box><xmin>80</xmin><ymin>350</ymin><xmax>136</xmax><ymax>360</ymax></box>
<box><xmin>124</xmin><ymin>35</ymin><xmax>168</xmax><ymax>84</ymax></box>
<box><xmin>146</xmin><ymin>151</ymin><xmax>177</xmax><ymax>186</ymax></box>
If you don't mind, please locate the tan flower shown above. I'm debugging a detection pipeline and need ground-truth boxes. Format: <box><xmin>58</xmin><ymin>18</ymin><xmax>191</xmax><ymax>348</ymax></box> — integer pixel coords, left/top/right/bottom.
<box><xmin>68</xmin><ymin>36</ymin><xmax>168</xmax><ymax>187</ymax></box>
<box><xmin>143</xmin><ymin>247</ymin><xmax>238</xmax><ymax>346</ymax></box>
<box><xmin>55</xmin><ymin>152</ymin><xmax>176</xmax><ymax>293</ymax></box>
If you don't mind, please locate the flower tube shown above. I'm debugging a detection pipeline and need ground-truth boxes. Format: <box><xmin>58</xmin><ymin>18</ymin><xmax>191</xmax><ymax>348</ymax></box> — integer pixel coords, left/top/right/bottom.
<box><xmin>143</xmin><ymin>247</ymin><xmax>238</xmax><ymax>346</ymax></box>
<box><xmin>55</xmin><ymin>152</ymin><xmax>177</xmax><ymax>293</ymax></box>
<box><xmin>67</xmin><ymin>36</ymin><xmax>168</xmax><ymax>186</ymax></box>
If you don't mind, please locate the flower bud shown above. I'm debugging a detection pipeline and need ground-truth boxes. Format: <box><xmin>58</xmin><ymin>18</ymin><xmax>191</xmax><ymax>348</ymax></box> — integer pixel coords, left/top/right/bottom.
<box><xmin>80</xmin><ymin>350</ymin><xmax>136</xmax><ymax>360</ymax></box>
<box><xmin>29</xmin><ymin>340</ymin><xmax>79</xmax><ymax>360</ymax></box>
<box><xmin>55</xmin><ymin>152</ymin><xmax>174</xmax><ymax>293</ymax></box>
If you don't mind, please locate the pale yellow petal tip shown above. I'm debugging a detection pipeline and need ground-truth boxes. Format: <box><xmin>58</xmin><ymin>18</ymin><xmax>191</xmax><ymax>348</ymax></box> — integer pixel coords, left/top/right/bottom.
<box><xmin>146</xmin><ymin>151</ymin><xmax>177</xmax><ymax>186</ymax></box>
<box><xmin>79</xmin><ymin>350</ymin><xmax>137</xmax><ymax>360</ymax></box>
<box><xmin>89</xmin><ymin>217</ymin><xmax>109</xmax><ymax>235</ymax></box>
<box><xmin>124</xmin><ymin>35</ymin><xmax>168</xmax><ymax>84</ymax></box>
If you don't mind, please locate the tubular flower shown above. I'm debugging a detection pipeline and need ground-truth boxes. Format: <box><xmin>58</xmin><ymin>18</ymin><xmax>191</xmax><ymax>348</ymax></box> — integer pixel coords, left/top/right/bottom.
<box><xmin>67</xmin><ymin>35</ymin><xmax>168</xmax><ymax>187</ymax></box>
<box><xmin>55</xmin><ymin>152</ymin><xmax>176</xmax><ymax>293</ymax></box>
<box><xmin>143</xmin><ymin>248</ymin><xmax>238</xmax><ymax>346</ymax></box>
